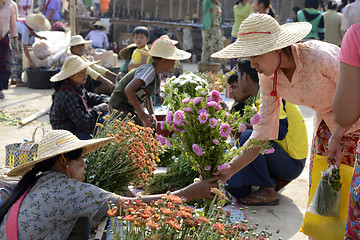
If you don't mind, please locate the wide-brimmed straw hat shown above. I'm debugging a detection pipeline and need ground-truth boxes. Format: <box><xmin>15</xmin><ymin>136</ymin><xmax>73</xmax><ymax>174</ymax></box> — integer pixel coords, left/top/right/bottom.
<box><xmin>50</xmin><ymin>55</ymin><xmax>99</xmax><ymax>82</ymax></box>
<box><xmin>25</xmin><ymin>13</ymin><xmax>51</xmax><ymax>31</ymax></box>
<box><xmin>8</xmin><ymin>130</ymin><xmax>114</xmax><ymax>177</ymax></box>
<box><xmin>139</xmin><ymin>38</ymin><xmax>191</xmax><ymax>60</ymax></box>
<box><xmin>70</xmin><ymin>35</ymin><xmax>92</xmax><ymax>47</ymax></box>
<box><xmin>211</xmin><ymin>14</ymin><xmax>312</xmax><ymax>59</ymax></box>
<box><xmin>92</xmin><ymin>20</ymin><xmax>106</xmax><ymax>30</ymax></box>
<box><xmin>119</xmin><ymin>43</ymin><xmax>137</xmax><ymax>59</ymax></box>
<box><xmin>159</xmin><ymin>35</ymin><xmax>178</xmax><ymax>45</ymax></box>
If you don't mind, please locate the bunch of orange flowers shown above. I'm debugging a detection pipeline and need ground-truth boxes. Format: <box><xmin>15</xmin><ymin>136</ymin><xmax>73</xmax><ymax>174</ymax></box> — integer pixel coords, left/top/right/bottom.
<box><xmin>85</xmin><ymin>112</ymin><xmax>162</xmax><ymax>194</ymax></box>
<box><xmin>106</xmin><ymin>189</ymin><xmax>271</xmax><ymax>240</ymax></box>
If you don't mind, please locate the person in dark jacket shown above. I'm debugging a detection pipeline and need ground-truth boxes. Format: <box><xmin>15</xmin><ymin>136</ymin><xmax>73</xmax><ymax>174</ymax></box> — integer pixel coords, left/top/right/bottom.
<box><xmin>49</xmin><ymin>55</ymin><xmax>109</xmax><ymax>140</ymax></box>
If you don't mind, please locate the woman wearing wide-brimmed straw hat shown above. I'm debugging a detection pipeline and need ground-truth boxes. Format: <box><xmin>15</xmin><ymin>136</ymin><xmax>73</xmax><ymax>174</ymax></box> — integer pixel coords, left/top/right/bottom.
<box><xmin>211</xmin><ymin>14</ymin><xmax>360</xmax><ymax>210</ymax></box>
<box><xmin>109</xmin><ymin>38</ymin><xmax>191</xmax><ymax>127</ymax></box>
<box><xmin>85</xmin><ymin>20</ymin><xmax>109</xmax><ymax>49</ymax></box>
<box><xmin>49</xmin><ymin>55</ymin><xmax>109</xmax><ymax>140</ymax></box>
<box><xmin>0</xmin><ymin>130</ymin><xmax>218</xmax><ymax>239</ymax></box>
<box><xmin>69</xmin><ymin>34</ymin><xmax>116</xmax><ymax>95</ymax></box>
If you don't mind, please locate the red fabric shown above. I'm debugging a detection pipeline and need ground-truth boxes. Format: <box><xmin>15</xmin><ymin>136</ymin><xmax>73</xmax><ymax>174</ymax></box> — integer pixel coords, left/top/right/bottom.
<box><xmin>6</xmin><ymin>185</ymin><xmax>33</xmax><ymax>239</ymax></box>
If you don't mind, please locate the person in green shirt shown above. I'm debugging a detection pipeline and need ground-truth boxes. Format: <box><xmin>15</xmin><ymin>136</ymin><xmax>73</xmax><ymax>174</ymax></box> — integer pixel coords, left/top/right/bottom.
<box><xmin>297</xmin><ymin>0</ymin><xmax>325</xmax><ymax>40</ymax></box>
<box><xmin>230</xmin><ymin>0</ymin><xmax>253</xmax><ymax>69</ymax></box>
<box><xmin>109</xmin><ymin>38</ymin><xmax>191</xmax><ymax>127</ymax></box>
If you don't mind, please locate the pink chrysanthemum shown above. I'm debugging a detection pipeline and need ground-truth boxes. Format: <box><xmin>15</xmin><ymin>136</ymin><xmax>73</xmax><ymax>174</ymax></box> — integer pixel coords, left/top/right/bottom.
<box><xmin>204</xmin><ymin>165</ymin><xmax>211</xmax><ymax>171</ymax></box>
<box><xmin>213</xmin><ymin>139</ymin><xmax>220</xmax><ymax>145</ymax></box>
<box><xmin>166</xmin><ymin>111</ymin><xmax>173</xmax><ymax>124</ymax></box>
<box><xmin>173</xmin><ymin>110</ymin><xmax>185</xmax><ymax>126</ymax></box>
<box><xmin>165</xmin><ymin>138</ymin><xmax>172</xmax><ymax>148</ymax></box>
<box><xmin>199</xmin><ymin>113</ymin><xmax>208</xmax><ymax>124</ymax></box>
<box><xmin>263</xmin><ymin>148</ymin><xmax>275</xmax><ymax>154</ymax></box>
<box><xmin>209</xmin><ymin>118</ymin><xmax>217</xmax><ymax>128</ymax></box>
<box><xmin>220</xmin><ymin>123</ymin><xmax>231</xmax><ymax>138</ymax></box>
<box><xmin>182</xmin><ymin>97</ymin><xmax>191</xmax><ymax>104</ymax></box>
<box><xmin>210</xmin><ymin>90</ymin><xmax>221</xmax><ymax>103</ymax></box>
<box><xmin>192</xmin><ymin>144</ymin><xmax>204</xmax><ymax>156</ymax></box>
<box><xmin>207</xmin><ymin>101</ymin><xmax>217</xmax><ymax>107</ymax></box>
<box><xmin>193</xmin><ymin>97</ymin><xmax>202</xmax><ymax>105</ymax></box>
<box><xmin>157</xmin><ymin>135</ymin><xmax>165</xmax><ymax>145</ymax></box>
<box><xmin>159</xmin><ymin>121</ymin><xmax>164</xmax><ymax>130</ymax></box>
<box><xmin>218</xmin><ymin>163</ymin><xmax>230</xmax><ymax>171</ymax></box>
<box><xmin>238</xmin><ymin>124</ymin><xmax>246</xmax><ymax>133</ymax></box>
<box><xmin>250</xmin><ymin>113</ymin><xmax>261</xmax><ymax>125</ymax></box>
<box><xmin>225</xmin><ymin>112</ymin><xmax>229</xmax><ymax>118</ymax></box>
<box><xmin>201</xmin><ymin>91</ymin><xmax>206</xmax><ymax>95</ymax></box>
<box><xmin>183</xmin><ymin>107</ymin><xmax>193</xmax><ymax>112</ymax></box>
<box><xmin>215</xmin><ymin>104</ymin><xmax>222</xmax><ymax>112</ymax></box>
<box><xmin>198</xmin><ymin>109</ymin><xmax>208</xmax><ymax>115</ymax></box>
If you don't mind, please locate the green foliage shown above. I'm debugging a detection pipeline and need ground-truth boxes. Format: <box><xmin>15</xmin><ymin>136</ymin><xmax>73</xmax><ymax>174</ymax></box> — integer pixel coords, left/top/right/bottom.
<box><xmin>0</xmin><ymin>111</ymin><xmax>20</xmax><ymax>125</ymax></box>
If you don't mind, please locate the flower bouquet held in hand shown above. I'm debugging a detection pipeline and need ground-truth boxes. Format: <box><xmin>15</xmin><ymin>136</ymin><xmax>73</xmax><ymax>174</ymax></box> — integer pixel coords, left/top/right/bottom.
<box><xmin>84</xmin><ymin>112</ymin><xmax>161</xmax><ymax>194</ymax></box>
<box><xmin>107</xmin><ymin>183</ymin><xmax>272</xmax><ymax>240</ymax></box>
<box><xmin>158</xmin><ymin>88</ymin><xmax>272</xmax><ymax>212</ymax></box>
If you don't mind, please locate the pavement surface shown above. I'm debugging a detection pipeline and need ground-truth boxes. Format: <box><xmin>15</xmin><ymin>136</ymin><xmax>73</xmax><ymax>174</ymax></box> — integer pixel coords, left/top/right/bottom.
<box><xmin>0</xmin><ymin>62</ymin><xmax>314</xmax><ymax>239</ymax></box>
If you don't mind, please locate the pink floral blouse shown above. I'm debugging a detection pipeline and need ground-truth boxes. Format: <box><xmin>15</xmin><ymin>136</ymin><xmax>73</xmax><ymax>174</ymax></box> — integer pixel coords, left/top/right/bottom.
<box><xmin>250</xmin><ymin>40</ymin><xmax>360</xmax><ymax>141</ymax></box>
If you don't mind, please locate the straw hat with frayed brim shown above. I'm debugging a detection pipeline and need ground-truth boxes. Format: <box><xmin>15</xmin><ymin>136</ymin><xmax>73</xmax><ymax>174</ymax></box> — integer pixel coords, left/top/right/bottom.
<box><xmin>26</xmin><ymin>13</ymin><xmax>51</xmax><ymax>31</ymax></box>
<box><xmin>50</xmin><ymin>55</ymin><xmax>99</xmax><ymax>82</ymax></box>
<box><xmin>119</xmin><ymin>43</ymin><xmax>137</xmax><ymax>59</ymax></box>
<box><xmin>160</xmin><ymin>35</ymin><xmax>178</xmax><ymax>45</ymax></box>
<box><xmin>70</xmin><ymin>35</ymin><xmax>92</xmax><ymax>47</ymax></box>
<box><xmin>8</xmin><ymin>130</ymin><xmax>114</xmax><ymax>177</ymax></box>
<box><xmin>211</xmin><ymin>14</ymin><xmax>312</xmax><ymax>59</ymax></box>
<box><xmin>139</xmin><ymin>38</ymin><xmax>191</xmax><ymax>60</ymax></box>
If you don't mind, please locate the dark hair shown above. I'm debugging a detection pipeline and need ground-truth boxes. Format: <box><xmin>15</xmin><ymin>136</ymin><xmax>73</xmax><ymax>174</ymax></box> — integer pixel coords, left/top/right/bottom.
<box><xmin>237</xmin><ymin>58</ymin><xmax>259</xmax><ymax>83</ymax></box>
<box><xmin>292</xmin><ymin>6</ymin><xmax>301</xmax><ymax>14</ymax></box>
<box><xmin>227</xmin><ymin>74</ymin><xmax>239</xmax><ymax>84</ymax></box>
<box><xmin>0</xmin><ymin>148</ymin><xmax>83</xmax><ymax>223</ymax></box>
<box><xmin>235</xmin><ymin>0</ymin><xmax>244</xmax><ymax>5</ymax></box>
<box><xmin>305</xmin><ymin>0</ymin><xmax>319</xmax><ymax>9</ymax></box>
<box><xmin>133</xmin><ymin>26</ymin><xmax>150</xmax><ymax>38</ymax></box>
<box><xmin>327</xmin><ymin>0</ymin><xmax>337</xmax><ymax>9</ymax></box>
<box><xmin>257</xmin><ymin>0</ymin><xmax>275</xmax><ymax>18</ymax></box>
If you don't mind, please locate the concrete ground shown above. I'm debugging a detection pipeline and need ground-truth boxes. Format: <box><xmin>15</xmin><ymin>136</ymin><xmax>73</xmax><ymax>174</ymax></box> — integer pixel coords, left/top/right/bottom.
<box><xmin>0</xmin><ymin>62</ymin><xmax>313</xmax><ymax>239</ymax></box>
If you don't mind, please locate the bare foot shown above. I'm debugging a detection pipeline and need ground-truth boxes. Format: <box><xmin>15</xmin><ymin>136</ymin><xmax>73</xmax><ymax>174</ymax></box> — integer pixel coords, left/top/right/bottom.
<box><xmin>238</xmin><ymin>187</ymin><xmax>279</xmax><ymax>206</ymax></box>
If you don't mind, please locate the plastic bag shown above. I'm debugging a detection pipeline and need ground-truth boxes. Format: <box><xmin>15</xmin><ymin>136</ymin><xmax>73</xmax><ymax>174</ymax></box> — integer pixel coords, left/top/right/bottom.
<box><xmin>307</xmin><ymin>166</ymin><xmax>342</xmax><ymax>217</ymax></box>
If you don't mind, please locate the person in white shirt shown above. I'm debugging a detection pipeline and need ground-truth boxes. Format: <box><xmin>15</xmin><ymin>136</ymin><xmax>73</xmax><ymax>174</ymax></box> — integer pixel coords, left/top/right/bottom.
<box><xmin>341</xmin><ymin>0</ymin><xmax>360</xmax><ymax>31</ymax></box>
<box><xmin>85</xmin><ymin>21</ymin><xmax>109</xmax><ymax>49</ymax></box>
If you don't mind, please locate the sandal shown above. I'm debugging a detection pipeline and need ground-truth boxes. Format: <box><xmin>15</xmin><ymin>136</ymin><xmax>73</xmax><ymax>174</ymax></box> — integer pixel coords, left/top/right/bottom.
<box><xmin>0</xmin><ymin>92</ymin><xmax>4</xmax><ymax>100</ymax></box>
<box><xmin>238</xmin><ymin>188</ymin><xmax>279</xmax><ymax>206</ymax></box>
<box><xmin>275</xmin><ymin>179</ymin><xmax>291</xmax><ymax>192</ymax></box>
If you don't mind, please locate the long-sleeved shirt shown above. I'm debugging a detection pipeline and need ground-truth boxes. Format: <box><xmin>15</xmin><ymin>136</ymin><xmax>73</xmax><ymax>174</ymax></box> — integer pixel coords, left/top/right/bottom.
<box><xmin>297</xmin><ymin>8</ymin><xmax>325</xmax><ymax>40</ymax></box>
<box><xmin>0</xmin><ymin>1</ymin><xmax>18</xmax><ymax>38</ymax></box>
<box><xmin>322</xmin><ymin>10</ymin><xmax>344</xmax><ymax>46</ymax></box>
<box><xmin>250</xmin><ymin>40</ymin><xmax>360</xmax><ymax>141</ymax></box>
<box><xmin>50</xmin><ymin>84</ymin><xmax>109</xmax><ymax>137</ymax></box>
<box><xmin>231</xmin><ymin>3</ymin><xmax>254</xmax><ymax>38</ymax></box>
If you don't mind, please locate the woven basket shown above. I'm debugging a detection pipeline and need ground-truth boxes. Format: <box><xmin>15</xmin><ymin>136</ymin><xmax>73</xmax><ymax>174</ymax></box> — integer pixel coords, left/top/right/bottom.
<box><xmin>5</xmin><ymin>127</ymin><xmax>46</xmax><ymax>167</ymax></box>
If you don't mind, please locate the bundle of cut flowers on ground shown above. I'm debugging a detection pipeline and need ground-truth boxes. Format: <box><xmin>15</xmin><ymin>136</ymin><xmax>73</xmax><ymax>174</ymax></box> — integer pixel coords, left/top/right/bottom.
<box><xmin>106</xmin><ymin>184</ymin><xmax>272</xmax><ymax>240</ymax></box>
<box><xmin>85</xmin><ymin>112</ymin><xmax>161</xmax><ymax>194</ymax></box>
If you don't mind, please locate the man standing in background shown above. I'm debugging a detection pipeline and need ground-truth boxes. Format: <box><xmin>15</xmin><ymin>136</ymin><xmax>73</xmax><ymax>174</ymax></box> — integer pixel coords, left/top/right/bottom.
<box><xmin>323</xmin><ymin>0</ymin><xmax>344</xmax><ymax>46</ymax></box>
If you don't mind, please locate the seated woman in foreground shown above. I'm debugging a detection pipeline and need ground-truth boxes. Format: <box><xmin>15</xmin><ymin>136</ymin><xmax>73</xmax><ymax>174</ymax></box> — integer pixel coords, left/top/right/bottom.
<box><xmin>0</xmin><ymin>130</ymin><xmax>218</xmax><ymax>239</ymax></box>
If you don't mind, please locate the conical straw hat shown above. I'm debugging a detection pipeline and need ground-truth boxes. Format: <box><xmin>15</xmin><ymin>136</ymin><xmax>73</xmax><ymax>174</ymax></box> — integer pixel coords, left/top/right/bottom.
<box><xmin>25</xmin><ymin>13</ymin><xmax>51</xmax><ymax>31</ymax></box>
<box><xmin>139</xmin><ymin>38</ymin><xmax>191</xmax><ymax>60</ymax></box>
<box><xmin>50</xmin><ymin>55</ymin><xmax>99</xmax><ymax>82</ymax></box>
<box><xmin>212</xmin><ymin>14</ymin><xmax>311</xmax><ymax>59</ymax></box>
<box><xmin>8</xmin><ymin>130</ymin><xmax>114</xmax><ymax>176</ymax></box>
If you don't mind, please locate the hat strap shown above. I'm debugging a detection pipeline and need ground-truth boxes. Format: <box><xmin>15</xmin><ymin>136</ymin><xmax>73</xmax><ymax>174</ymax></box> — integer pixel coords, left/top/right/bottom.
<box><xmin>238</xmin><ymin>31</ymin><xmax>270</xmax><ymax>36</ymax></box>
<box><xmin>270</xmin><ymin>52</ymin><xmax>281</xmax><ymax>97</ymax></box>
